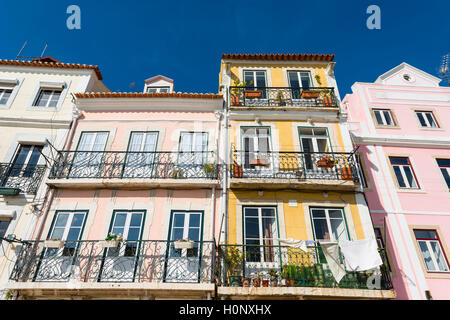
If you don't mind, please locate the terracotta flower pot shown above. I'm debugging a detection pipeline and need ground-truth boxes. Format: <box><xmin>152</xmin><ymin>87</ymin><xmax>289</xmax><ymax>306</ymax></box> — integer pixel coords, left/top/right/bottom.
<box><xmin>341</xmin><ymin>167</ymin><xmax>353</xmax><ymax>180</ymax></box>
<box><xmin>262</xmin><ymin>280</ymin><xmax>269</xmax><ymax>287</ymax></box>
<box><xmin>317</xmin><ymin>159</ymin><xmax>335</xmax><ymax>168</ymax></box>
<box><xmin>301</xmin><ymin>91</ymin><xmax>320</xmax><ymax>99</ymax></box>
<box><xmin>252</xmin><ymin>278</ymin><xmax>261</xmax><ymax>287</ymax></box>
<box><xmin>231</xmin><ymin>95</ymin><xmax>240</xmax><ymax>105</ymax></box>
<box><xmin>249</xmin><ymin>158</ymin><xmax>267</xmax><ymax>167</ymax></box>
<box><xmin>242</xmin><ymin>277</ymin><xmax>251</xmax><ymax>287</ymax></box>
<box><xmin>232</xmin><ymin>164</ymin><xmax>243</xmax><ymax>178</ymax></box>
<box><xmin>245</xmin><ymin>90</ymin><xmax>262</xmax><ymax>98</ymax></box>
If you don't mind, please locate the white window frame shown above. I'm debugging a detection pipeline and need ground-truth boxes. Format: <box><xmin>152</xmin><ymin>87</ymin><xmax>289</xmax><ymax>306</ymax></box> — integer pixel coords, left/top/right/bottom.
<box><xmin>287</xmin><ymin>70</ymin><xmax>313</xmax><ymax>88</ymax></box>
<box><xmin>390</xmin><ymin>157</ymin><xmax>419</xmax><ymax>189</ymax></box>
<box><xmin>146</xmin><ymin>86</ymin><xmax>170</xmax><ymax>93</ymax></box>
<box><xmin>415</xmin><ymin>111</ymin><xmax>438</xmax><ymax>128</ymax></box>
<box><xmin>27</xmin><ymin>80</ymin><xmax>71</xmax><ymax>111</ymax></box>
<box><xmin>310</xmin><ymin>207</ymin><xmax>348</xmax><ymax>242</ymax></box>
<box><xmin>0</xmin><ymin>78</ymin><xmax>23</xmax><ymax>110</ymax></box>
<box><xmin>373</xmin><ymin>109</ymin><xmax>395</xmax><ymax>126</ymax></box>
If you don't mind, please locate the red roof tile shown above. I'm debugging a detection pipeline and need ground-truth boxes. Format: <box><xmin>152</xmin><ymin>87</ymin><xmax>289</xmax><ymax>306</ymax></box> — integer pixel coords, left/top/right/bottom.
<box><xmin>221</xmin><ymin>53</ymin><xmax>335</xmax><ymax>62</ymax></box>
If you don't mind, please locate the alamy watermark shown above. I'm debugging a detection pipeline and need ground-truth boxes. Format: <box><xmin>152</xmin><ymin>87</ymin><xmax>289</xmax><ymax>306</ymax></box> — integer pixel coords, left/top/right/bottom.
<box><xmin>366</xmin><ymin>5</ymin><xmax>381</xmax><ymax>30</ymax></box>
<box><xmin>66</xmin><ymin>5</ymin><xmax>81</xmax><ymax>30</ymax></box>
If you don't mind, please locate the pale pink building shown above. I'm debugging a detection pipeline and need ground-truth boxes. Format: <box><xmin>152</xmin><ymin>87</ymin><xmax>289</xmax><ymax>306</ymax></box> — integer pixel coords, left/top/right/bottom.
<box><xmin>6</xmin><ymin>77</ymin><xmax>224</xmax><ymax>300</ymax></box>
<box><xmin>343</xmin><ymin>63</ymin><xmax>450</xmax><ymax>300</ymax></box>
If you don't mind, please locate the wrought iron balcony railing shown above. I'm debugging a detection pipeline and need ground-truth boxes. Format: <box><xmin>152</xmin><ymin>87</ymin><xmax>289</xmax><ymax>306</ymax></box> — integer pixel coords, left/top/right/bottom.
<box><xmin>230</xmin><ymin>150</ymin><xmax>360</xmax><ymax>183</ymax></box>
<box><xmin>217</xmin><ymin>244</ymin><xmax>393</xmax><ymax>290</ymax></box>
<box><xmin>230</xmin><ymin>87</ymin><xmax>339</xmax><ymax>109</ymax></box>
<box><xmin>10</xmin><ymin>240</ymin><xmax>215</xmax><ymax>284</ymax></box>
<box><xmin>0</xmin><ymin>163</ymin><xmax>47</xmax><ymax>194</ymax></box>
<box><xmin>48</xmin><ymin>151</ymin><xmax>218</xmax><ymax>180</ymax></box>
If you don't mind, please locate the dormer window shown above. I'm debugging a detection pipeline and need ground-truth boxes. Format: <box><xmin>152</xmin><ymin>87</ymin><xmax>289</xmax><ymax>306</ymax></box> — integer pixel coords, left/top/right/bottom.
<box><xmin>146</xmin><ymin>86</ymin><xmax>170</xmax><ymax>93</ymax></box>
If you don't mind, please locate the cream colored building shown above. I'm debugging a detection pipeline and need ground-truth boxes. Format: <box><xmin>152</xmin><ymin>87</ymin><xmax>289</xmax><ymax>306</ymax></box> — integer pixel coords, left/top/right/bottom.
<box><xmin>0</xmin><ymin>57</ymin><xmax>109</xmax><ymax>299</ymax></box>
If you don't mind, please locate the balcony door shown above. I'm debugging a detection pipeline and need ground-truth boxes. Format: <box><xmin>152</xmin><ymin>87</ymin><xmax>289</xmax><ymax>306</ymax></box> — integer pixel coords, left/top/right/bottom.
<box><xmin>243</xmin><ymin>70</ymin><xmax>267</xmax><ymax>104</ymax></box>
<box><xmin>164</xmin><ymin>210</ymin><xmax>203</xmax><ymax>283</ymax></box>
<box><xmin>241</xmin><ymin>127</ymin><xmax>273</xmax><ymax>177</ymax></box>
<box><xmin>34</xmin><ymin>210</ymin><xmax>88</xmax><ymax>282</ymax></box>
<box><xmin>178</xmin><ymin>132</ymin><xmax>208</xmax><ymax>178</ymax></box>
<box><xmin>299</xmin><ymin>127</ymin><xmax>335</xmax><ymax>178</ymax></box>
<box><xmin>243</xmin><ymin>207</ymin><xmax>280</xmax><ymax>276</ymax></box>
<box><xmin>70</xmin><ymin>132</ymin><xmax>108</xmax><ymax>178</ymax></box>
<box><xmin>123</xmin><ymin>132</ymin><xmax>158</xmax><ymax>178</ymax></box>
<box><xmin>288</xmin><ymin>70</ymin><xmax>312</xmax><ymax>101</ymax></box>
<box><xmin>99</xmin><ymin>210</ymin><xmax>145</xmax><ymax>282</ymax></box>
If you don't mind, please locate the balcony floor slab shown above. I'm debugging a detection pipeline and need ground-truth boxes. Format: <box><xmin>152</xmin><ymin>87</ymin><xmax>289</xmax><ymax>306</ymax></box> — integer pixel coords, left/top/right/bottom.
<box><xmin>230</xmin><ymin>178</ymin><xmax>358</xmax><ymax>191</ymax></box>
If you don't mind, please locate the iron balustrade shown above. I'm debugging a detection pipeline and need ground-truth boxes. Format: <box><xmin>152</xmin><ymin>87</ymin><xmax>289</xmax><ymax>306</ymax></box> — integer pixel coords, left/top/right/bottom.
<box><xmin>0</xmin><ymin>163</ymin><xmax>46</xmax><ymax>194</ymax></box>
<box><xmin>230</xmin><ymin>150</ymin><xmax>360</xmax><ymax>183</ymax></box>
<box><xmin>230</xmin><ymin>86</ymin><xmax>339</xmax><ymax>109</ymax></box>
<box><xmin>217</xmin><ymin>244</ymin><xmax>393</xmax><ymax>290</ymax></box>
<box><xmin>10</xmin><ymin>240</ymin><xmax>215</xmax><ymax>284</ymax></box>
<box><xmin>48</xmin><ymin>151</ymin><xmax>219</xmax><ymax>180</ymax></box>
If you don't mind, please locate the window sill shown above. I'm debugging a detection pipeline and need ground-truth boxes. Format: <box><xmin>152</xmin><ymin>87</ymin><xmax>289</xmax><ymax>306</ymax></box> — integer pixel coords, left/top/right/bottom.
<box><xmin>396</xmin><ymin>189</ymin><xmax>427</xmax><ymax>194</ymax></box>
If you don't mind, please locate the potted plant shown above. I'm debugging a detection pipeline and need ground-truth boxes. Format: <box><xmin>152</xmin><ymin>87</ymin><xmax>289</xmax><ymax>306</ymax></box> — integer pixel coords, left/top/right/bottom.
<box><xmin>319</xmin><ymin>89</ymin><xmax>333</xmax><ymax>107</ymax></box>
<box><xmin>223</xmin><ymin>245</ymin><xmax>245</xmax><ymax>287</ymax></box>
<box><xmin>232</xmin><ymin>163</ymin><xmax>243</xmax><ymax>178</ymax></box>
<box><xmin>44</xmin><ymin>238</ymin><xmax>65</xmax><ymax>248</ymax></box>
<box><xmin>276</xmin><ymin>91</ymin><xmax>285</xmax><ymax>106</ymax></box>
<box><xmin>171</xmin><ymin>168</ymin><xmax>183</xmax><ymax>178</ymax></box>
<box><xmin>242</xmin><ymin>277</ymin><xmax>251</xmax><ymax>287</ymax></box>
<box><xmin>262</xmin><ymin>278</ymin><xmax>270</xmax><ymax>287</ymax></box>
<box><xmin>341</xmin><ymin>166</ymin><xmax>353</xmax><ymax>181</ymax></box>
<box><xmin>268</xmin><ymin>268</ymin><xmax>279</xmax><ymax>287</ymax></box>
<box><xmin>315</xmin><ymin>74</ymin><xmax>322</xmax><ymax>86</ymax></box>
<box><xmin>252</xmin><ymin>271</ymin><xmax>262</xmax><ymax>287</ymax></box>
<box><xmin>231</xmin><ymin>80</ymin><xmax>252</xmax><ymax>105</ymax></box>
<box><xmin>317</xmin><ymin>155</ymin><xmax>338</xmax><ymax>168</ymax></box>
<box><xmin>100</xmin><ymin>232</ymin><xmax>123</xmax><ymax>248</ymax></box>
<box><xmin>202</xmin><ymin>163</ymin><xmax>216</xmax><ymax>178</ymax></box>
<box><xmin>174</xmin><ymin>238</ymin><xmax>195</xmax><ymax>249</ymax></box>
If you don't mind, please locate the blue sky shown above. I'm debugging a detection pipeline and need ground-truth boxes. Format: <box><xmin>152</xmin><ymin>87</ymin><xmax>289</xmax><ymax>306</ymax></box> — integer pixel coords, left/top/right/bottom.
<box><xmin>2</xmin><ymin>0</ymin><xmax>449</xmax><ymax>96</ymax></box>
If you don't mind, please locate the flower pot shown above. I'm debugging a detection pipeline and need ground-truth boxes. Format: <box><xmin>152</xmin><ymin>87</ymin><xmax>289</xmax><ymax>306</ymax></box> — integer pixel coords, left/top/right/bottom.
<box><xmin>262</xmin><ymin>280</ymin><xmax>269</xmax><ymax>287</ymax></box>
<box><xmin>301</xmin><ymin>91</ymin><xmax>320</xmax><ymax>99</ymax></box>
<box><xmin>317</xmin><ymin>159</ymin><xmax>335</xmax><ymax>168</ymax></box>
<box><xmin>242</xmin><ymin>277</ymin><xmax>251</xmax><ymax>287</ymax></box>
<box><xmin>270</xmin><ymin>278</ymin><xmax>278</xmax><ymax>287</ymax></box>
<box><xmin>231</xmin><ymin>95</ymin><xmax>240</xmax><ymax>105</ymax></box>
<box><xmin>341</xmin><ymin>167</ymin><xmax>353</xmax><ymax>181</ymax></box>
<box><xmin>252</xmin><ymin>278</ymin><xmax>261</xmax><ymax>287</ymax></box>
<box><xmin>174</xmin><ymin>240</ymin><xmax>194</xmax><ymax>249</ymax></box>
<box><xmin>229</xmin><ymin>275</ymin><xmax>242</xmax><ymax>287</ymax></box>
<box><xmin>249</xmin><ymin>158</ymin><xmax>267</xmax><ymax>167</ymax></box>
<box><xmin>44</xmin><ymin>240</ymin><xmax>64</xmax><ymax>248</ymax></box>
<box><xmin>286</xmin><ymin>279</ymin><xmax>295</xmax><ymax>287</ymax></box>
<box><xmin>100</xmin><ymin>240</ymin><xmax>120</xmax><ymax>248</ymax></box>
<box><xmin>322</xmin><ymin>96</ymin><xmax>333</xmax><ymax>107</ymax></box>
<box><xmin>232</xmin><ymin>164</ymin><xmax>242</xmax><ymax>178</ymax></box>
<box><xmin>245</xmin><ymin>90</ymin><xmax>262</xmax><ymax>99</ymax></box>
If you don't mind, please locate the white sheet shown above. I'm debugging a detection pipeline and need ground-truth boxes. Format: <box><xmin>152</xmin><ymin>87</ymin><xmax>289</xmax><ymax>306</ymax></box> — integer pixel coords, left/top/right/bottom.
<box><xmin>338</xmin><ymin>239</ymin><xmax>382</xmax><ymax>271</ymax></box>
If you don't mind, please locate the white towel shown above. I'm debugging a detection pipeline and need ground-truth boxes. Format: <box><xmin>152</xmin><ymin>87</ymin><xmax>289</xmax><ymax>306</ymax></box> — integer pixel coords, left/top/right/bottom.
<box><xmin>276</xmin><ymin>238</ymin><xmax>308</xmax><ymax>253</ymax></box>
<box><xmin>319</xmin><ymin>241</ymin><xmax>346</xmax><ymax>283</ymax></box>
<box><xmin>338</xmin><ymin>239</ymin><xmax>382</xmax><ymax>271</ymax></box>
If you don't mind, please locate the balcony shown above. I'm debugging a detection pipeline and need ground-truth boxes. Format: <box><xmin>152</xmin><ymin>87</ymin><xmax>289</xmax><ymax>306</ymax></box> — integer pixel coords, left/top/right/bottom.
<box><xmin>47</xmin><ymin>151</ymin><xmax>219</xmax><ymax>189</ymax></box>
<box><xmin>0</xmin><ymin>163</ymin><xmax>46</xmax><ymax>195</ymax></box>
<box><xmin>230</xmin><ymin>87</ymin><xmax>339</xmax><ymax>110</ymax></box>
<box><xmin>8</xmin><ymin>240</ymin><xmax>215</xmax><ymax>299</ymax></box>
<box><xmin>230</xmin><ymin>150</ymin><xmax>360</xmax><ymax>191</ymax></box>
<box><xmin>217</xmin><ymin>244</ymin><xmax>395</xmax><ymax>300</ymax></box>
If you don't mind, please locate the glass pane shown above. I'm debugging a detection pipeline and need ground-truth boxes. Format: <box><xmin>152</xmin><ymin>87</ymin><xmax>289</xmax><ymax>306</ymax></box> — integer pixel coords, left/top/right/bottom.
<box><xmin>13</xmin><ymin>145</ymin><xmax>31</xmax><ymax>166</ymax></box>
<box><xmin>129</xmin><ymin>133</ymin><xmax>143</xmax><ymax>152</ymax></box>
<box><xmin>300</xmin><ymin>72</ymin><xmax>311</xmax><ymax>88</ymax></box>
<box><xmin>188</xmin><ymin>228</ymin><xmax>199</xmax><ymax>242</ymax></box>
<box><xmin>393</xmin><ymin>166</ymin><xmax>406</xmax><ymax>187</ymax></box>
<box><xmin>328</xmin><ymin>209</ymin><xmax>343</xmax><ymax>219</ymax></box>
<box><xmin>0</xmin><ymin>221</ymin><xmax>10</xmax><ymax>238</ymax></box>
<box><xmin>437</xmin><ymin>159</ymin><xmax>450</xmax><ymax>167</ymax></box>
<box><xmin>113</xmin><ymin>213</ymin><xmax>127</xmax><ymax>227</ymax></box>
<box><xmin>189</xmin><ymin>214</ymin><xmax>201</xmax><ymax>228</ymax></box>
<box><xmin>243</xmin><ymin>71</ymin><xmax>254</xmax><ymax>86</ymax></box>
<box><xmin>130</xmin><ymin>213</ymin><xmax>142</xmax><ymax>227</ymax></box>
<box><xmin>173</xmin><ymin>214</ymin><xmax>185</xmax><ymax>228</ymax></box>
<box><xmin>414</xmin><ymin>230</ymin><xmax>437</xmax><ymax>239</ymax></box>
<box><xmin>261</xmin><ymin>217</ymin><xmax>275</xmax><ymax>239</ymax></box>
<box><xmin>317</xmin><ymin>139</ymin><xmax>329</xmax><ymax>152</ymax></box>
<box><xmin>66</xmin><ymin>227</ymin><xmax>81</xmax><ymax>241</ymax></box>
<box><xmin>383</xmin><ymin>111</ymin><xmax>393</xmax><ymax>125</ymax></box>
<box><xmin>244</xmin><ymin>208</ymin><xmax>258</xmax><ymax>217</ymax></box>
<box><xmin>55</xmin><ymin>214</ymin><xmax>69</xmax><ymax>227</ymax></box>
<box><xmin>127</xmin><ymin>228</ymin><xmax>140</xmax><ymax>241</ymax></box>
<box><xmin>419</xmin><ymin>241</ymin><xmax>436</xmax><ymax>271</ymax></box>
<box><xmin>288</xmin><ymin>71</ymin><xmax>300</xmax><ymax>88</ymax></box>
<box><xmin>71</xmin><ymin>213</ymin><xmax>85</xmax><ymax>227</ymax></box>
<box><xmin>245</xmin><ymin>217</ymin><xmax>259</xmax><ymax>239</ymax></box>
<box><xmin>51</xmin><ymin>228</ymin><xmax>64</xmax><ymax>240</ymax></box>
<box><xmin>261</xmin><ymin>208</ymin><xmax>275</xmax><ymax>217</ymax></box>
<box><xmin>171</xmin><ymin>228</ymin><xmax>184</xmax><ymax>240</ymax></box>
<box><xmin>112</xmin><ymin>227</ymin><xmax>124</xmax><ymax>236</ymax></box>
<box><xmin>48</xmin><ymin>91</ymin><xmax>61</xmax><ymax>107</ymax></box>
<box><xmin>440</xmin><ymin>168</ymin><xmax>450</xmax><ymax>188</ymax></box>
<box><xmin>374</xmin><ymin>110</ymin><xmax>383</xmax><ymax>125</ymax></box>
<box><xmin>430</xmin><ymin>241</ymin><xmax>449</xmax><ymax>271</ymax></box>
<box><xmin>77</xmin><ymin>133</ymin><xmax>94</xmax><ymax>151</ymax></box>
<box><xmin>299</xmin><ymin>128</ymin><xmax>313</xmax><ymax>136</ymax></box>
<box><xmin>311</xmin><ymin>209</ymin><xmax>326</xmax><ymax>218</ymax></box>
<box><xmin>403</xmin><ymin>166</ymin><xmax>417</xmax><ymax>188</ymax></box>
<box><xmin>313</xmin><ymin>219</ymin><xmax>330</xmax><ymax>240</ymax></box>
<box><xmin>390</xmin><ymin>157</ymin><xmax>409</xmax><ymax>165</ymax></box>
<box><xmin>417</xmin><ymin>113</ymin><xmax>427</xmax><ymax>127</ymax></box>
<box><xmin>425</xmin><ymin>113</ymin><xmax>436</xmax><ymax>127</ymax></box>
<box><xmin>330</xmin><ymin>219</ymin><xmax>347</xmax><ymax>241</ymax></box>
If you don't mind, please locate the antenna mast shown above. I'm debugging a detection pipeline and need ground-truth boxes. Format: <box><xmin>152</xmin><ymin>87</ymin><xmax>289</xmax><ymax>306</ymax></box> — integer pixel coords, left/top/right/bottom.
<box><xmin>439</xmin><ymin>54</ymin><xmax>450</xmax><ymax>85</ymax></box>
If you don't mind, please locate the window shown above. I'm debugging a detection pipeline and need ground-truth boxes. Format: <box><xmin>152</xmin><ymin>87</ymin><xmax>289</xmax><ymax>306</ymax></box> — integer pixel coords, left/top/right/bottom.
<box><xmin>299</xmin><ymin>127</ymin><xmax>331</xmax><ymax>172</ymax></box>
<box><xmin>124</xmin><ymin>132</ymin><xmax>158</xmax><ymax>177</ymax></box>
<box><xmin>414</xmin><ymin>229</ymin><xmax>449</xmax><ymax>272</ymax></box>
<box><xmin>169</xmin><ymin>211</ymin><xmax>202</xmax><ymax>257</ymax></box>
<box><xmin>0</xmin><ymin>220</ymin><xmax>11</xmax><ymax>244</ymax></box>
<box><xmin>179</xmin><ymin>132</ymin><xmax>208</xmax><ymax>165</ymax></box>
<box><xmin>71</xmin><ymin>132</ymin><xmax>108</xmax><ymax>177</ymax></box>
<box><xmin>415</xmin><ymin>111</ymin><xmax>438</xmax><ymax>128</ymax></box>
<box><xmin>0</xmin><ymin>88</ymin><xmax>12</xmax><ymax>105</ymax></box>
<box><xmin>147</xmin><ymin>86</ymin><xmax>170</xmax><ymax>93</ymax></box>
<box><xmin>437</xmin><ymin>159</ymin><xmax>450</xmax><ymax>189</ymax></box>
<box><xmin>389</xmin><ymin>157</ymin><xmax>419</xmax><ymax>189</ymax></box>
<box><xmin>9</xmin><ymin>145</ymin><xmax>43</xmax><ymax>177</ymax></box>
<box><xmin>243</xmin><ymin>207</ymin><xmax>278</xmax><ymax>262</ymax></box>
<box><xmin>33</xmin><ymin>89</ymin><xmax>62</xmax><ymax>108</ymax></box>
<box><xmin>241</xmin><ymin>127</ymin><xmax>271</xmax><ymax>170</ymax></box>
<box><xmin>243</xmin><ymin>70</ymin><xmax>267</xmax><ymax>99</ymax></box>
<box><xmin>311</xmin><ymin>208</ymin><xmax>348</xmax><ymax>241</ymax></box>
<box><xmin>373</xmin><ymin>109</ymin><xmax>395</xmax><ymax>126</ymax></box>
<box><xmin>288</xmin><ymin>71</ymin><xmax>313</xmax><ymax>99</ymax></box>
<box><xmin>108</xmin><ymin>210</ymin><xmax>144</xmax><ymax>257</ymax></box>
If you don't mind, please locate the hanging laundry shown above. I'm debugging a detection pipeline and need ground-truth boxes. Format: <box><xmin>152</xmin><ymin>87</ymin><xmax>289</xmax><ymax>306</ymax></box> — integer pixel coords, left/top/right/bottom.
<box><xmin>319</xmin><ymin>241</ymin><xmax>346</xmax><ymax>283</ymax></box>
<box><xmin>338</xmin><ymin>239</ymin><xmax>382</xmax><ymax>271</ymax></box>
<box><xmin>276</xmin><ymin>238</ymin><xmax>308</xmax><ymax>253</ymax></box>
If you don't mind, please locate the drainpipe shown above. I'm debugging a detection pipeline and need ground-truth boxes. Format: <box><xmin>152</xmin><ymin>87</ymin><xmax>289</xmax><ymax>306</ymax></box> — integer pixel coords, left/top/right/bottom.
<box><xmin>33</xmin><ymin>107</ymin><xmax>81</xmax><ymax>241</ymax></box>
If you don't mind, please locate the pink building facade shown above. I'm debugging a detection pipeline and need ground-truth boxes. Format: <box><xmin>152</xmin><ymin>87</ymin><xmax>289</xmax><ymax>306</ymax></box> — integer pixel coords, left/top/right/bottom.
<box><xmin>7</xmin><ymin>77</ymin><xmax>224</xmax><ymax>299</ymax></box>
<box><xmin>343</xmin><ymin>63</ymin><xmax>450</xmax><ymax>300</ymax></box>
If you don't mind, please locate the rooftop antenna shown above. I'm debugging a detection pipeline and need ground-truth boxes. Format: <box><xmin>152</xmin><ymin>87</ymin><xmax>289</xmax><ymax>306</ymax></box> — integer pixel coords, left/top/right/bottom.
<box><xmin>15</xmin><ymin>41</ymin><xmax>28</xmax><ymax>60</ymax></box>
<box><xmin>40</xmin><ymin>42</ymin><xmax>48</xmax><ymax>57</ymax></box>
<box><xmin>439</xmin><ymin>54</ymin><xmax>450</xmax><ymax>85</ymax></box>
<box><xmin>15</xmin><ymin>41</ymin><xmax>49</xmax><ymax>61</ymax></box>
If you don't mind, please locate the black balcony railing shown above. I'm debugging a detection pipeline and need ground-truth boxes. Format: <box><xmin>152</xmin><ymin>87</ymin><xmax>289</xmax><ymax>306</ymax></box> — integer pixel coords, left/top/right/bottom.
<box><xmin>10</xmin><ymin>240</ymin><xmax>215</xmax><ymax>284</ymax></box>
<box><xmin>230</xmin><ymin>150</ymin><xmax>360</xmax><ymax>183</ymax></box>
<box><xmin>217</xmin><ymin>244</ymin><xmax>393</xmax><ymax>290</ymax></box>
<box><xmin>48</xmin><ymin>151</ymin><xmax>218</xmax><ymax>180</ymax></box>
<box><xmin>230</xmin><ymin>87</ymin><xmax>339</xmax><ymax>109</ymax></box>
<box><xmin>0</xmin><ymin>163</ymin><xmax>46</xmax><ymax>194</ymax></box>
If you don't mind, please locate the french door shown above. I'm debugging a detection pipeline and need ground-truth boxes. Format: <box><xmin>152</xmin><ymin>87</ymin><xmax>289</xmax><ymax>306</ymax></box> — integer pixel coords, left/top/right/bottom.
<box><xmin>7</xmin><ymin>144</ymin><xmax>43</xmax><ymax>177</ymax></box>
<box><xmin>70</xmin><ymin>132</ymin><xmax>108</xmax><ymax>178</ymax></box>
<box><xmin>99</xmin><ymin>210</ymin><xmax>145</xmax><ymax>282</ymax></box>
<box><xmin>34</xmin><ymin>211</ymin><xmax>88</xmax><ymax>281</ymax></box>
<box><xmin>299</xmin><ymin>127</ymin><xmax>334</xmax><ymax>178</ymax></box>
<box><xmin>164</xmin><ymin>211</ymin><xmax>203</xmax><ymax>283</ymax></box>
<box><xmin>287</xmin><ymin>70</ymin><xmax>312</xmax><ymax>101</ymax></box>
<box><xmin>241</xmin><ymin>127</ymin><xmax>273</xmax><ymax>177</ymax></box>
<box><xmin>178</xmin><ymin>132</ymin><xmax>208</xmax><ymax>178</ymax></box>
<box><xmin>243</xmin><ymin>70</ymin><xmax>267</xmax><ymax>104</ymax></box>
<box><xmin>123</xmin><ymin>132</ymin><xmax>158</xmax><ymax>178</ymax></box>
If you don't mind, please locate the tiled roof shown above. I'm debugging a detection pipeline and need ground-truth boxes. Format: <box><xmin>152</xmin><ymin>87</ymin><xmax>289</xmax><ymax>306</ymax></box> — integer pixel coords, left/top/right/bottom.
<box><xmin>221</xmin><ymin>53</ymin><xmax>335</xmax><ymax>62</ymax></box>
<box><xmin>0</xmin><ymin>59</ymin><xmax>103</xmax><ymax>80</ymax></box>
<box><xmin>74</xmin><ymin>92</ymin><xmax>223</xmax><ymax>99</ymax></box>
